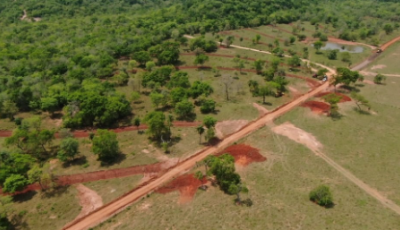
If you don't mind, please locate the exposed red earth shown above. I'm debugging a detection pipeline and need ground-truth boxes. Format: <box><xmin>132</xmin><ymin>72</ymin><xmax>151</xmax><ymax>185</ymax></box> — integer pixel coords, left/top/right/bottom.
<box><xmin>301</xmin><ymin>101</ymin><xmax>330</xmax><ymax>114</ymax></box>
<box><xmin>217</xmin><ymin>144</ymin><xmax>266</xmax><ymax>166</ymax></box>
<box><xmin>156</xmin><ymin>174</ymin><xmax>207</xmax><ymax>203</ymax></box>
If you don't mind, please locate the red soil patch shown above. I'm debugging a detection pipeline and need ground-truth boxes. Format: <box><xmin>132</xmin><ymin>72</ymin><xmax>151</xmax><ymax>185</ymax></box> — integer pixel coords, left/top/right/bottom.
<box><xmin>156</xmin><ymin>174</ymin><xmax>207</xmax><ymax>203</ymax></box>
<box><xmin>316</xmin><ymin>92</ymin><xmax>351</xmax><ymax>103</ymax></box>
<box><xmin>301</xmin><ymin>101</ymin><xmax>330</xmax><ymax>114</ymax></box>
<box><xmin>217</xmin><ymin>144</ymin><xmax>266</xmax><ymax>166</ymax></box>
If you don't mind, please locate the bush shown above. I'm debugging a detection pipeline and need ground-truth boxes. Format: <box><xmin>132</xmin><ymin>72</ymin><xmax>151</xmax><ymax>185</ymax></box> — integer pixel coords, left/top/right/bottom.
<box><xmin>309</xmin><ymin>185</ymin><xmax>333</xmax><ymax>207</ymax></box>
<box><xmin>200</xmin><ymin>99</ymin><xmax>216</xmax><ymax>113</ymax></box>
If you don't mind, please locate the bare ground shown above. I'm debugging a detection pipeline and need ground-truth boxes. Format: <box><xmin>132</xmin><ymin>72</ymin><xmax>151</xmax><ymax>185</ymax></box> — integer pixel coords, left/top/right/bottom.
<box><xmin>371</xmin><ymin>64</ymin><xmax>387</xmax><ymax>70</ymax></box>
<box><xmin>252</xmin><ymin>102</ymin><xmax>269</xmax><ymax>117</ymax></box>
<box><xmin>215</xmin><ymin>120</ymin><xmax>249</xmax><ymax>138</ymax></box>
<box><xmin>72</xmin><ymin>184</ymin><xmax>103</xmax><ymax>220</ymax></box>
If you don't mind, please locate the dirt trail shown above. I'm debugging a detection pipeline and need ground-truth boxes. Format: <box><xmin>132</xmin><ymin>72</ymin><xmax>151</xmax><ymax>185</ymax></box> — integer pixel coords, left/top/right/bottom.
<box><xmin>272</xmin><ymin>122</ymin><xmax>400</xmax><ymax>216</ymax></box>
<box><xmin>361</xmin><ymin>71</ymin><xmax>400</xmax><ymax>78</ymax></box>
<box><xmin>73</xmin><ymin>184</ymin><xmax>103</xmax><ymax>220</ymax></box>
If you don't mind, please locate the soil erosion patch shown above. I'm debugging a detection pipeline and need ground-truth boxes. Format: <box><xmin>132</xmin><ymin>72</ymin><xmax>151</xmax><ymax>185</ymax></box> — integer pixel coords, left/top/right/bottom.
<box><xmin>217</xmin><ymin>144</ymin><xmax>266</xmax><ymax>166</ymax></box>
<box><xmin>215</xmin><ymin>120</ymin><xmax>249</xmax><ymax>138</ymax></box>
<box><xmin>156</xmin><ymin>174</ymin><xmax>207</xmax><ymax>203</ymax></box>
<box><xmin>301</xmin><ymin>101</ymin><xmax>330</xmax><ymax>114</ymax></box>
<box><xmin>74</xmin><ymin>184</ymin><xmax>103</xmax><ymax>220</ymax></box>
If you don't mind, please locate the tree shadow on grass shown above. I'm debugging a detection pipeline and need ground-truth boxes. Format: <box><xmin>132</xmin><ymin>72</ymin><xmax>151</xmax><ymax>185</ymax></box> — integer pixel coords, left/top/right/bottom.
<box><xmin>10</xmin><ymin>215</ymin><xmax>29</xmax><ymax>230</ymax></box>
<box><xmin>62</xmin><ymin>155</ymin><xmax>88</xmax><ymax>168</ymax></box>
<box><xmin>13</xmin><ymin>191</ymin><xmax>37</xmax><ymax>203</ymax></box>
<box><xmin>40</xmin><ymin>185</ymin><xmax>70</xmax><ymax>199</ymax></box>
<box><xmin>100</xmin><ymin>153</ymin><xmax>126</xmax><ymax>167</ymax></box>
<box><xmin>353</xmin><ymin>108</ymin><xmax>372</xmax><ymax>115</ymax></box>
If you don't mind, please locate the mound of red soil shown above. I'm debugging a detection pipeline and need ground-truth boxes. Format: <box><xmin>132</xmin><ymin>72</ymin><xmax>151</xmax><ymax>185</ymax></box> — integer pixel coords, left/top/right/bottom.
<box><xmin>317</xmin><ymin>92</ymin><xmax>351</xmax><ymax>103</ymax></box>
<box><xmin>301</xmin><ymin>101</ymin><xmax>330</xmax><ymax>114</ymax></box>
<box><xmin>156</xmin><ymin>174</ymin><xmax>207</xmax><ymax>203</ymax></box>
<box><xmin>217</xmin><ymin>144</ymin><xmax>266</xmax><ymax>166</ymax></box>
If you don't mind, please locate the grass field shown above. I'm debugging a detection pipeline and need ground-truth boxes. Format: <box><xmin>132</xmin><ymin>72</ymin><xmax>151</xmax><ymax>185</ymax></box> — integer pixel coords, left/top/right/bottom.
<box><xmin>92</xmin><ymin>126</ymin><xmax>400</xmax><ymax>230</ymax></box>
<box><xmin>365</xmin><ymin>41</ymin><xmax>400</xmax><ymax>74</ymax></box>
<box><xmin>10</xmin><ymin>187</ymin><xmax>80</xmax><ymax>230</ymax></box>
<box><xmin>273</xmin><ymin>76</ymin><xmax>400</xmax><ymax>206</ymax></box>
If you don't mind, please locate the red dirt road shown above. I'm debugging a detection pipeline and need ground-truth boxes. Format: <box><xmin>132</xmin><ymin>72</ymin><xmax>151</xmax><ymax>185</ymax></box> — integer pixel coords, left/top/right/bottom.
<box><xmin>63</xmin><ymin>72</ymin><xmax>331</xmax><ymax>230</ymax></box>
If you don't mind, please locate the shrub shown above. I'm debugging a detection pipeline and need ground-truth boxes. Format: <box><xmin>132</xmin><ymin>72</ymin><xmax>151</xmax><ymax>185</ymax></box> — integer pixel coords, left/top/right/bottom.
<box><xmin>309</xmin><ymin>185</ymin><xmax>333</xmax><ymax>207</ymax></box>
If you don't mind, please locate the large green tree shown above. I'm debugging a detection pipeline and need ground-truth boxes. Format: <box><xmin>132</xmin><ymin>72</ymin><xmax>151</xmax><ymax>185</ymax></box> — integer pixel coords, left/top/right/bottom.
<box><xmin>92</xmin><ymin>130</ymin><xmax>120</xmax><ymax>164</ymax></box>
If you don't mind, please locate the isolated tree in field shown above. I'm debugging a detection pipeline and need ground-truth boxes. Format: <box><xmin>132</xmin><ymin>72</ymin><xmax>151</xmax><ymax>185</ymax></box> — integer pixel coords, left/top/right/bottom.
<box><xmin>374</xmin><ymin>74</ymin><xmax>386</xmax><ymax>84</ymax></box>
<box><xmin>351</xmin><ymin>92</ymin><xmax>371</xmax><ymax>111</ymax></box>
<box><xmin>194</xmin><ymin>53</ymin><xmax>209</xmax><ymax>67</ymax></box>
<box><xmin>327</xmin><ymin>49</ymin><xmax>338</xmax><ymax>60</ymax></box>
<box><xmin>225</xmin><ymin>36</ymin><xmax>235</xmax><ymax>48</ymax></box>
<box><xmin>253</xmin><ymin>59</ymin><xmax>264</xmax><ymax>74</ymax></box>
<box><xmin>174</xmin><ymin>100</ymin><xmax>194</xmax><ymax>120</ymax></box>
<box><xmin>196</xmin><ymin>125</ymin><xmax>205</xmax><ymax>144</ymax></box>
<box><xmin>92</xmin><ymin>129</ymin><xmax>120</xmax><ymax>164</ymax></box>
<box><xmin>221</xmin><ymin>75</ymin><xmax>234</xmax><ymax>101</ymax></box>
<box><xmin>309</xmin><ymin>185</ymin><xmax>333</xmax><ymax>207</ymax></box>
<box><xmin>203</xmin><ymin>116</ymin><xmax>217</xmax><ymax>143</ymax></box>
<box><xmin>323</xmin><ymin>94</ymin><xmax>342</xmax><ymax>117</ymax></box>
<box><xmin>313</xmin><ymin>41</ymin><xmax>324</xmax><ymax>53</ymax></box>
<box><xmin>57</xmin><ymin>137</ymin><xmax>79</xmax><ymax>162</ymax></box>
<box><xmin>2</xmin><ymin>100</ymin><xmax>18</xmax><ymax>121</ymax></box>
<box><xmin>335</xmin><ymin>67</ymin><xmax>361</xmax><ymax>86</ymax></box>
<box><xmin>3</xmin><ymin>174</ymin><xmax>29</xmax><ymax>193</ymax></box>
<box><xmin>133</xmin><ymin>117</ymin><xmax>141</xmax><ymax>132</ymax></box>
<box><xmin>248</xmin><ymin>80</ymin><xmax>259</xmax><ymax>96</ymax></box>
<box><xmin>254</xmin><ymin>34</ymin><xmax>261</xmax><ymax>44</ymax></box>
<box><xmin>288</xmin><ymin>55</ymin><xmax>301</xmax><ymax>70</ymax></box>
<box><xmin>237</xmin><ymin>60</ymin><xmax>245</xmax><ymax>73</ymax></box>
<box><xmin>289</xmin><ymin>36</ymin><xmax>296</xmax><ymax>44</ymax></box>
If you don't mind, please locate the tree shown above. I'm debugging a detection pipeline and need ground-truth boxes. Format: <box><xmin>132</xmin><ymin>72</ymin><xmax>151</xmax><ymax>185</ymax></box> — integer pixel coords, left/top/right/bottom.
<box><xmin>237</xmin><ymin>60</ymin><xmax>245</xmax><ymax>73</ymax></box>
<box><xmin>309</xmin><ymin>185</ymin><xmax>333</xmax><ymax>207</ymax></box>
<box><xmin>2</xmin><ymin>100</ymin><xmax>18</xmax><ymax>121</ymax></box>
<box><xmin>133</xmin><ymin>117</ymin><xmax>141</xmax><ymax>132</ymax></box>
<box><xmin>225</xmin><ymin>36</ymin><xmax>235</xmax><ymax>48</ymax></box>
<box><xmin>270</xmin><ymin>56</ymin><xmax>281</xmax><ymax>72</ymax></box>
<box><xmin>3</xmin><ymin>174</ymin><xmax>29</xmax><ymax>193</ymax></box>
<box><xmin>130</xmin><ymin>91</ymin><xmax>141</xmax><ymax>104</ymax></box>
<box><xmin>167</xmin><ymin>71</ymin><xmax>191</xmax><ymax>89</ymax></box>
<box><xmin>313</xmin><ymin>41</ymin><xmax>324</xmax><ymax>53</ymax></box>
<box><xmin>174</xmin><ymin>100</ymin><xmax>194</xmax><ymax>120</ymax></box>
<box><xmin>145</xmin><ymin>61</ymin><xmax>156</xmax><ymax>71</ymax></box>
<box><xmin>150</xmin><ymin>92</ymin><xmax>168</xmax><ymax>108</ymax></box>
<box><xmin>190</xmin><ymin>81</ymin><xmax>213</xmax><ymax>99</ymax></box>
<box><xmin>258</xmin><ymin>83</ymin><xmax>274</xmax><ymax>104</ymax></box>
<box><xmin>384</xmin><ymin>24</ymin><xmax>393</xmax><ymax>35</ymax></box>
<box><xmin>323</xmin><ymin>94</ymin><xmax>342</xmax><ymax>117</ymax></box>
<box><xmin>196</xmin><ymin>125</ymin><xmax>205</xmax><ymax>144</ymax></box>
<box><xmin>255</xmin><ymin>34</ymin><xmax>261</xmax><ymax>44</ymax></box>
<box><xmin>132</xmin><ymin>51</ymin><xmax>151</xmax><ymax>66</ymax></box>
<box><xmin>27</xmin><ymin>165</ymin><xmax>43</xmax><ymax>189</ymax></box>
<box><xmin>374</xmin><ymin>74</ymin><xmax>386</xmax><ymax>84</ymax></box>
<box><xmin>205</xmin><ymin>154</ymin><xmax>245</xmax><ymax>195</ymax></box>
<box><xmin>289</xmin><ymin>36</ymin><xmax>296</xmax><ymax>44</ymax></box>
<box><xmin>200</xmin><ymin>99</ymin><xmax>216</xmax><ymax>113</ymax></box>
<box><xmin>0</xmin><ymin>196</ymin><xmax>13</xmax><ymax>229</ymax></box>
<box><xmin>335</xmin><ymin>67</ymin><xmax>361</xmax><ymax>86</ymax></box>
<box><xmin>221</xmin><ymin>75</ymin><xmax>233</xmax><ymax>101</ymax></box>
<box><xmin>253</xmin><ymin>59</ymin><xmax>264</xmax><ymax>74</ymax></box>
<box><xmin>327</xmin><ymin>49</ymin><xmax>338</xmax><ymax>60</ymax></box>
<box><xmin>143</xmin><ymin>111</ymin><xmax>168</xmax><ymax>141</ymax></box>
<box><xmin>57</xmin><ymin>137</ymin><xmax>79</xmax><ymax>162</ymax></box>
<box><xmin>287</xmin><ymin>55</ymin><xmax>301</xmax><ymax>69</ymax></box>
<box><xmin>92</xmin><ymin>129</ymin><xmax>120</xmax><ymax>164</ymax></box>
<box><xmin>272</xmin><ymin>76</ymin><xmax>289</xmax><ymax>96</ymax></box>
<box><xmin>351</xmin><ymin>92</ymin><xmax>371</xmax><ymax>111</ymax></box>
<box><xmin>41</xmin><ymin>97</ymin><xmax>59</xmax><ymax>115</ymax></box>
<box><xmin>194</xmin><ymin>53</ymin><xmax>209</xmax><ymax>67</ymax></box>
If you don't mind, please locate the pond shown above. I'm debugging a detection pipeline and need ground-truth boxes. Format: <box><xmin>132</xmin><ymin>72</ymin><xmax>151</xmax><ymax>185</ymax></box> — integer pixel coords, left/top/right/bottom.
<box><xmin>311</xmin><ymin>42</ymin><xmax>364</xmax><ymax>53</ymax></box>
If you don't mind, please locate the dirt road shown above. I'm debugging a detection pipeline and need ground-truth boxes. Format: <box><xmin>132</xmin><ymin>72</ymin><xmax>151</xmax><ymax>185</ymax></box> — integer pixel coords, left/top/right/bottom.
<box><xmin>63</xmin><ymin>74</ymin><xmax>331</xmax><ymax>230</ymax></box>
<box><xmin>314</xmin><ymin>149</ymin><xmax>400</xmax><ymax>215</ymax></box>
